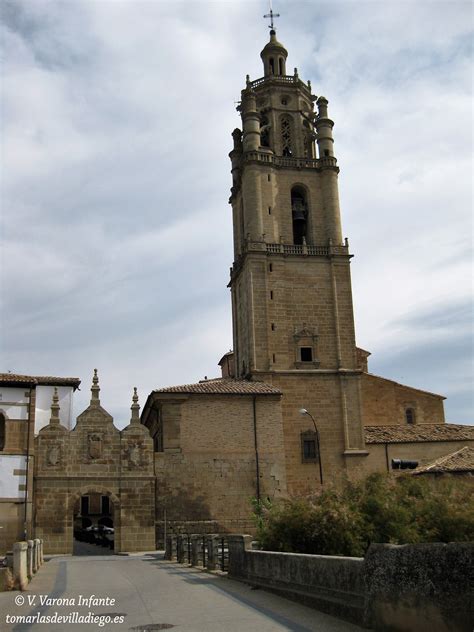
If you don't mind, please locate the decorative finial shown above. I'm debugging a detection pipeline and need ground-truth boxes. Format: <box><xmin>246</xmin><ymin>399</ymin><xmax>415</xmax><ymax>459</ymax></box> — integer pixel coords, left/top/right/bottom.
<box><xmin>50</xmin><ymin>387</ymin><xmax>60</xmax><ymax>424</ymax></box>
<box><xmin>130</xmin><ymin>387</ymin><xmax>140</xmax><ymax>423</ymax></box>
<box><xmin>263</xmin><ymin>1</ymin><xmax>280</xmax><ymax>31</ymax></box>
<box><xmin>91</xmin><ymin>368</ymin><xmax>100</xmax><ymax>404</ymax></box>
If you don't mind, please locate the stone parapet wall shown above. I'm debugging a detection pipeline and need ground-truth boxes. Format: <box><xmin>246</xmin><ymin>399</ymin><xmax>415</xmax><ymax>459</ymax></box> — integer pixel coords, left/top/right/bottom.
<box><xmin>169</xmin><ymin>535</ymin><xmax>473</xmax><ymax>631</ymax></box>
<box><xmin>227</xmin><ymin>535</ymin><xmax>365</xmax><ymax>624</ymax></box>
<box><xmin>364</xmin><ymin>542</ymin><xmax>473</xmax><ymax>632</ymax></box>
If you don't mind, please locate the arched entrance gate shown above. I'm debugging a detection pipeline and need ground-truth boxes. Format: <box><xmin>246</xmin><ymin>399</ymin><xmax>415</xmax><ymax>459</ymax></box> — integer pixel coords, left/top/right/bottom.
<box><xmin>33</xmin><ymin>373</ymin><xmax>155</xmax><ymax>554</ymax></box>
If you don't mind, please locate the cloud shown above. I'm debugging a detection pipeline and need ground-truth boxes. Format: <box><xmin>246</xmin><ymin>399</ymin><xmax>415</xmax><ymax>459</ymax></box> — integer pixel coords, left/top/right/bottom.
<box><xmin>1</xmin><ymin>0</ymin><xmax>472</xmax><ymax>426</ymax></box>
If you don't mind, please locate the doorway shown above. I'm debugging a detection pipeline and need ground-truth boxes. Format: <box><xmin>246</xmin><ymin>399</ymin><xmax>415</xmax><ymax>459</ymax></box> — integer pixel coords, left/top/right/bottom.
<box><xmin>73</xmin><ymin>493</ymin><xmax>115</xmax><ymax>555</ymax></box>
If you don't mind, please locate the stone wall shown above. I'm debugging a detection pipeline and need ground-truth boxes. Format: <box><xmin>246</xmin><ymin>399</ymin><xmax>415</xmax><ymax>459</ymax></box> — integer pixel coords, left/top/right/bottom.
<box><xmin>227</xmin><ymin>535</ymin><xmax>365</xmax><ymax>624</ymax></box>
<box><xmin>365</xmin><ymin>542</ymin><xmax>473</xmax><ymax>632</ymax></box>
<box><xmin>362</xmin><ymin>440</ymin><xmax>472</xmax><ymax>476</ymax></box>
<box><xmin>152</xmin><ymin>393</ymin><xmax>287</xmax><ymax>538</ymax></box>
<box><xmin>224</xmin><ymin>536</ymin><xmax>474</xmax><ymax>631</ymax></box>
<box><xmin>362</xmin><ymin>373</ymin><xmax>445</xmax><ymax>427</ymax></box>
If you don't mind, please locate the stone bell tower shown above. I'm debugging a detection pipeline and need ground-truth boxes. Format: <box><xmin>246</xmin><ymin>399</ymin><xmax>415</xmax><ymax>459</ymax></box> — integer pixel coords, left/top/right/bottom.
<box><xmin>228</xmin><ymin>28</ymin><xmax>367</xmax><ymax>491</ymax></box>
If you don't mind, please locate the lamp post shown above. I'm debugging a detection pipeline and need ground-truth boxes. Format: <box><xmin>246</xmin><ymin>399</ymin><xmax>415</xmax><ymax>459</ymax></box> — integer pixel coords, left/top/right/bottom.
<box><xmin>299</xmin><ymin>408</ymin><xmax>323</xmax><ymax>485</ymax></box>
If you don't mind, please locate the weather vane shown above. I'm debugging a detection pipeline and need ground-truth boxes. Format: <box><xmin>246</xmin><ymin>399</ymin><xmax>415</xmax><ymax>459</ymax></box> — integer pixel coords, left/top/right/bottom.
<box><xmin>264</xmin><ymin>0</ymin><xmax>280</xmax><ymax>30</ymax></box>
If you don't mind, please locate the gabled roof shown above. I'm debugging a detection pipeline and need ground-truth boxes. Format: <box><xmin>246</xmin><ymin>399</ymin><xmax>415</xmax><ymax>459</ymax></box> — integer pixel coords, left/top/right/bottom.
<box><xmin>153</xmin><ymin>378</ymin><xmax>281</xmax><ymax>396</ymax></box>
<box><xmin>0</xmin><ymin>373</ymin><xmax>81</xmax><ymax>389</ymax></box>
<box><xmin>413</xmin><ymin>446</ymin><xmax>474</xmax><ymax>474</ymax></box>
<box><xmin>364</xmin><ymin>423</ymin><xmax>474</xmax><ymax>444</ymax></box>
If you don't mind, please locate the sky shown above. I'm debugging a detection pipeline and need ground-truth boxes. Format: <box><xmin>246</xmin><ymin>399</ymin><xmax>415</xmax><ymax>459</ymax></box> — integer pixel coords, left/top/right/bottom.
<box><xmin>1</xmin><ymin>0</ymin><xmax>472</xmax><ymax>427</ymax></box>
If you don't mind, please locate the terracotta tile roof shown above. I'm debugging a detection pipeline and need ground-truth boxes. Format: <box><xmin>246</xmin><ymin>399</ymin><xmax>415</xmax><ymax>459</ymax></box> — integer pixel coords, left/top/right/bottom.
<box><xmin>364</xmin><ymin>423</ymin><xmax>474</xmax><ymax>444</ymax></box>
<box><xmin>153</xmin><ymin>378</ymin><xmax>281</xmax><ymax>396</ymax></box>
<box><xmin>0</xmin><ymin>373</ymin><xmax>81</xmax><ymax>388</ymax></box>
<box><xmin>413</xmin><ymin>446</ymin><xmax>474</xmax><ymax>474</ymax></box>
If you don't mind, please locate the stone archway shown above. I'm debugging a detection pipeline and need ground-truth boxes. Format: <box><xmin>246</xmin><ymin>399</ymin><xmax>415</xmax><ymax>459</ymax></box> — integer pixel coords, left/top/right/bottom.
<box><xmin>70</xmin><ymin>487</ymin><xmax>121</xmax><ymax>555</ymax></box>
<box><xmin>34</xmin><ymin>375</ymin><xmax>156</xmax><ymax>555</ymax></box>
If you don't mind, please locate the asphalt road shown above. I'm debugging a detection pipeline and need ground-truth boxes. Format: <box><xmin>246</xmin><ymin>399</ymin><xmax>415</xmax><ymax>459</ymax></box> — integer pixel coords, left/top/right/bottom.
<box><xmin>0</xmin><ymin>553</ymin><xmax>365</xmax><ymax>632</ymax></box>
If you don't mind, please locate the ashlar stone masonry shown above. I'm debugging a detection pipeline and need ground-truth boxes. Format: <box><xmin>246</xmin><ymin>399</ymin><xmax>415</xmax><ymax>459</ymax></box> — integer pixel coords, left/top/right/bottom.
<box><xmin>34</xmin><ymin>372</ymin><xmax>155</xmax><ymax>554</ymax></box>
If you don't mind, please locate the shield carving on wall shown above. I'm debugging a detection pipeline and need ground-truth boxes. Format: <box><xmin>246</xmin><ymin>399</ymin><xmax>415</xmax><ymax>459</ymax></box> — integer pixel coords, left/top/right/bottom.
<box><xmin>48</xmin><ymin>444</ymin><xmax>61</xmax><ymax>466</ymax></box>
<box><xmin>88</xmin><ymin>433</ymin><xmax>103</xmax><ymax>459</ymax></box>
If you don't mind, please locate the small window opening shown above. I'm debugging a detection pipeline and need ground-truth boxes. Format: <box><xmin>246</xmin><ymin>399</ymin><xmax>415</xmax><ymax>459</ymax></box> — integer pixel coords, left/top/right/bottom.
<box><xmin>278</xmin><ymin>57</ymin><xmax>284</xmax><ymax>75</ymax></box>
<box><xmin>101</xmin><ymin>495</ymin><xmax>110</xmax><ymax>515</ymax></box>
<box><xmin>269</xmin><ymin>263</ymin><xmax>273</xmax><ymax>272</ymax></box>
<box><xmin>269</xmin><ymin>57</ymin><xmax>275</xmax><ymax>74</ymax></box>
<box><xmin>303</xmin><ymin>439</ymin><xmax>317</xmax><ymax>460</ymax></box>
<box><xmin>268</xmin><ymin>206</ymin><xmax>272</xmax><ymax>215</ymax></box>
<box><xmin>268</xmin><ymin>174</ymin><xmax>271</xmax><ymax>182</ymax></box>
<box><xmin>392</xmin><ymin>459</ymin><xmax>418</xmax><ymax>470</ymax></box>
<box><xmin>271</xmin><ymin>323</ymin><xmax>275</xmax><ymax>331</ymax></box>
<box><xmin>300</xmin><ymin>347</ymin><xmax>313</xmax><ymax>362</ymax></box>
<box><xmin>270</xmin><ymin>290</ymin><xmax>273</xmax><ymax>300</ymax></box>
<box><xmin>405</xmin><ymin>408</ymin><xmax>416</xmax><ymax>424</ymax></box>
<box><xmin>0</xmin><ymin>413</ymin><xmax>5</xmax><ymax>451</ymax></box>
<box><xmin>291</xmin><ymin>186</ymin><xmax>308</xmax><ymax>245</ymax></box>
<box><xmin>272</xmin><ymin>354</ymin><xmax>276</xmax><ymax>363</ymax></box>
<box><xmin>324</xmin><ymin>149</ymin><xmax>330</xmax><ymax>157</ymax></box>
<box><xmin>81</xmin><ymin>496</ymin><xmax>90</xmax><ymax>516</ymax></box>
<box><xmin>260</xmin><ymin>114</ymin><xmax>270</xmax><ymax>148</ymax></box>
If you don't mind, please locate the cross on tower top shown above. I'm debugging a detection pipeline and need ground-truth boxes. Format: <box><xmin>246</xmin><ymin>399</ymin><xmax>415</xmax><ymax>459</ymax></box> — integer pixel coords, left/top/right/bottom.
<box><xmin>263</xmin><ymin>2</ymin><xmax>280</xmax><ymax>31</ymax></box>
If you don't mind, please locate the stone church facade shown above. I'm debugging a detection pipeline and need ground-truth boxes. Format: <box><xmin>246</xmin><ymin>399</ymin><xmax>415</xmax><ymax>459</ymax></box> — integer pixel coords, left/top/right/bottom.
<box><xmin>1</xmin><ymin>29</ymin><xmax>472</xmax><ymax>555</ymax></box>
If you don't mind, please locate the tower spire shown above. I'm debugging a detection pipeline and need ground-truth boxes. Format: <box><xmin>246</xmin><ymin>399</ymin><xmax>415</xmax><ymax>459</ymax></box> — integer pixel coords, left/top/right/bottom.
<box><xmin>90</xmin><ymin>368</ymin><xmax>100</xmax><ymax>405</ymax></box>
<box><xmin>49</xmin><ymin>387</ymin><xmax>60</xmax><ymax>425</ymax></box>
<box><xmin>130</xmin><ymin>387</ymin><xmax>140</xmax><ymax>424</ymax></box>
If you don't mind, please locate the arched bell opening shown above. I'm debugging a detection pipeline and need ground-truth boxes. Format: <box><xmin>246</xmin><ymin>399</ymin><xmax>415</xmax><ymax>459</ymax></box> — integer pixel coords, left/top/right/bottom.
<box><xmin>291</xmin><ymin>186</ymin><xmax>308</xmax><ymax>245</ymax></box>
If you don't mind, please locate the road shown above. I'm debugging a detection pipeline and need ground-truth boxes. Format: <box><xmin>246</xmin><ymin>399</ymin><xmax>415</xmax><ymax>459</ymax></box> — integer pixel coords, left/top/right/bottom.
<box><xmin>0</xmin><ymin>553</ymin><xmax>365</xmax><ymax>632</ymax></box>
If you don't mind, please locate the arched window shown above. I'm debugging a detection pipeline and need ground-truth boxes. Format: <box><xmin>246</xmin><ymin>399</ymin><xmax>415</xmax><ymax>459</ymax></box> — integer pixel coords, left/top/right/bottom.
<box><xmin>278</xmin><ymin>57</ymin><xmax>284</xmax><ymax>75</ymax></box>
<box><xmin>281</xmin><ymin>115</ymin><xmax>293</xmax><ymax>157</ymax></box>
<box><xmin>303</xmin><ymin>120</ymin><xmax>314</xmax><ymax>158</ymax></box>
<box><xmin>291</xmin><ymin>186</ymin><xmax>308</xmax><ymax>245</ymax></box>
<box><xmin>260</xmin><ymin>114</ymin><xmax>270</xmax><ymax>148</ymax></box>
<box><xmin>269</xmin><ymin>57</ymin><xmax>275</xmax><ymax>74</ymax></box>
<box><xmin>405</xmin><ymin>408</ymin><xmax>416</xmax><ymax>424</ymax></box>
<box><xmin>0</xmin><ymin>413</ymin><xmax>5</xmax><ymax>451</ymax></box>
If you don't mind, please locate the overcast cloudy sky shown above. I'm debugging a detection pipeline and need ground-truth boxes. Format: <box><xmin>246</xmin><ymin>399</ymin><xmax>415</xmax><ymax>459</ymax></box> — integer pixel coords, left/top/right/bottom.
<box><xmin>1</xmin><ymin>0</ymin><xmax>472</xmax><ymax>426</ymax></box>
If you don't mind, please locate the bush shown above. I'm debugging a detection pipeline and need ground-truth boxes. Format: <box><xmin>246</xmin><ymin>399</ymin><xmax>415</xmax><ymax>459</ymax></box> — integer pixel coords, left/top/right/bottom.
<box><xmin>253</xmin><ymin>473</ymin><xmax>474</xmax><ymax>556</ymax></box>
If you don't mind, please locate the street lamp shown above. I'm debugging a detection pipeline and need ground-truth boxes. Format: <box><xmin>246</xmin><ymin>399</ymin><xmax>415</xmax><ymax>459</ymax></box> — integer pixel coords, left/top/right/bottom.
<box><xmin>299</xmin><ymin>408</ymin><xmax>323</xmax><ymax>485</ymax></box>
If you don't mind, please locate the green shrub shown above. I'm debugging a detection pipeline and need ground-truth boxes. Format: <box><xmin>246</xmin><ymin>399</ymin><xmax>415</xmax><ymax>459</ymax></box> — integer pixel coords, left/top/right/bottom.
<box><xmin>252</xmin><ymin>473</ymin><xmax>474</xmax><ymax>556</ymax></box>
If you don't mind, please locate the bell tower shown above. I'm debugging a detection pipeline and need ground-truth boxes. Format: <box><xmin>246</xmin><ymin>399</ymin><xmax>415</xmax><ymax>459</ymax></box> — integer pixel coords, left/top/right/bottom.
<box><xmin>228</xmin><ymin>27</ymin><xmax>367</xmax><ymax>490</ymax></box>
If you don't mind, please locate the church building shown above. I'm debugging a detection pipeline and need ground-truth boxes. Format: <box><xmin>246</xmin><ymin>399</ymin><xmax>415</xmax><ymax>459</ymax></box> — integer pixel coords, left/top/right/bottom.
<box><xmin>140</xmin><ymin>27</ymin><xmax>473</xmax><ymax>537</ymax></box>
<box><xmin>1</xmin><ymin>26</ymin><xmax>472</xmax><ymax>556</ymax></box>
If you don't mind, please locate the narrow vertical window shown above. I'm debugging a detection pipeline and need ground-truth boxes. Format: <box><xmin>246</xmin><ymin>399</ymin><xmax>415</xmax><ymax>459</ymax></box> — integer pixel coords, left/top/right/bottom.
<box><xmin>271</xmin><ymin>323</ymin><xmax>275</xmax><ymax>331</ymax></box>
<box><xmin>81</xmin><ymin>496</ymin><xmax>90</xmax><ymax>516</ymax></box>
<box><xmin>0</xmin><ymin>413</ymin><xmax>5</xmax><ymax>451</ymax></box>
<box><xmin>101</xmin><ymin>495</ymin><xmax>110</xmax><ymax>514</ymax></box>
<box><xmin>260</xmin><ymin>115</ymin><xmax>270</xmax><ymax>148</ymax></box>
<box><xmin>405</xmin><ymin>408</ymin><xmax>416</xmax><ymax>424</ymax></box>
<box><xmin>272</xmin><ymin>354</ymin><xmax>276</xmax><ymax>363</ymax></box>
<box><xmin>269</xmin><ymin>58</ymin><xmax>275</xmax><ymax>74</ymax></box>
<box><xmin>281</xmin><ymin>115</ymin><xmax>293</xmax><ymax>157</ymax></box>
<box><xmin>269</xmin><ymin>264</ymin><xmax>273</xmax><ymax>272</ymax></box>
<box><xmin>278</xmin><ymin>58</ymin><xmax>284</xmax><ymax>75</ymax></box>
<box><xmin>270</xmin><ymin>290</ymin><xmax>273</xmax><ymax>300</ymax></box>
<box><xmin>291</xmin><ymin>186</ymin><xmax>308</xmax><ymax>245</ymax></box>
